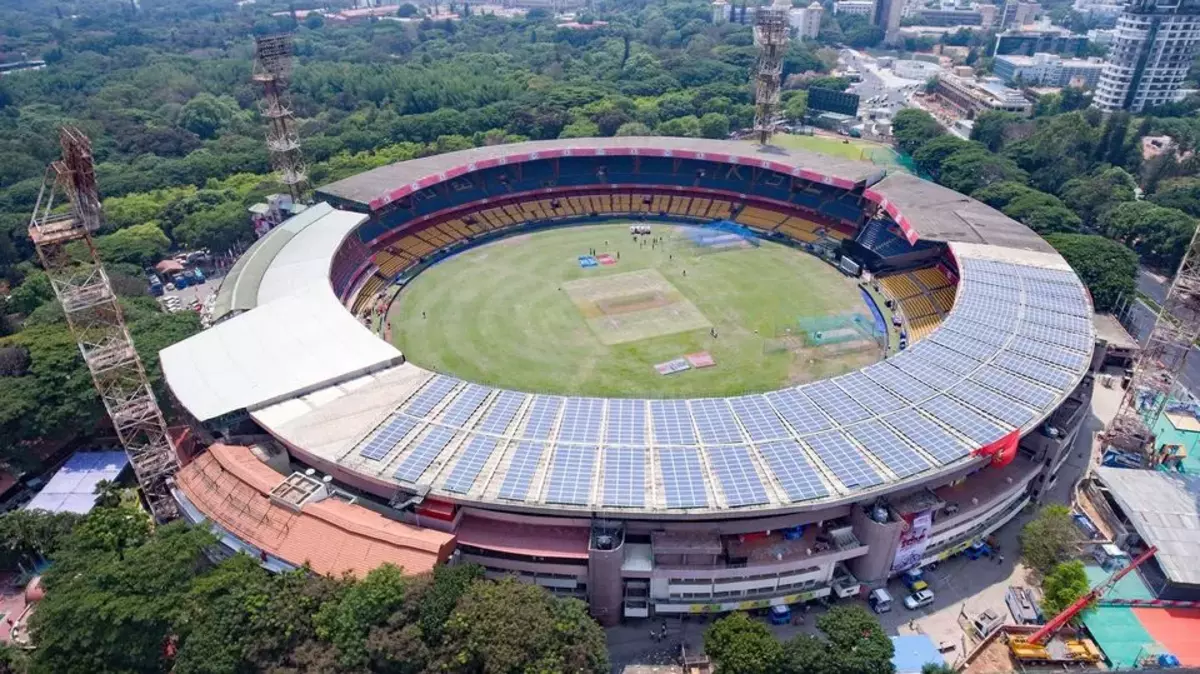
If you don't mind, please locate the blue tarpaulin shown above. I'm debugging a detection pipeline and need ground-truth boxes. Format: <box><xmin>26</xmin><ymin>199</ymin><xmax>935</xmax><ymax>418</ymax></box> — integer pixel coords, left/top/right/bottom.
<box><xmin>891</xmin><ymin>635</ymin><xmax>944</xmax><ymax>674</ymax></box>
<box><xmin>25</xmin><ymin>451</ymin><xmax>129</xmax><ymax>515</ymax></box>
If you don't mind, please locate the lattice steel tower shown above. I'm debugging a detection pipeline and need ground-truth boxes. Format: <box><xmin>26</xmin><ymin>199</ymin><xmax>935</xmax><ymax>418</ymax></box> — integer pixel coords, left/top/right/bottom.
<box><xmin>752</xmin><ymin>0</ymin><xmax>790</xmax><ymax>145</ymax></box>
<box><xmin>253</xmin><ymin>34</ymin><xmax>307</xmax><ymax>202</ymax></box>
<box><xmin>28</xmin><ymin>127</ymin><xmax>180</xmax><ymax>521</ymax></box>
<box><xmin>1104</xmin><ymin>224</ymin><xmax>1200</xmax><ymax>456</ymax></box>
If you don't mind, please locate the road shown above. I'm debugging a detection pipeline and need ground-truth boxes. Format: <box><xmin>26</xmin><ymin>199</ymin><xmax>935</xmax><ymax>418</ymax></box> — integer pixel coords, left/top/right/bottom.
<box><xmin>605</xmin><ymin>381</ymin><xmax>1120</xmax><ymax>672</ymax></box>
<box><xmin>841</xmin><ymin>49</ymin><xmax>918</xmax><ymax>119</ymax></box>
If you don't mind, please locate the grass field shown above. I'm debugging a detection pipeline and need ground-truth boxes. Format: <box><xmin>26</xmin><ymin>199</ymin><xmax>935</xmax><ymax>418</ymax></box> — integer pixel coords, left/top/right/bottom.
<box><xmin>766</xmin><ymin>134</ymin><xmax>912</xmax><ymax>173</ymax></box>
<box><xmin>389</xmin><ymin>223</ymin><xmax>880</xmax><ymax>397</ymax></box>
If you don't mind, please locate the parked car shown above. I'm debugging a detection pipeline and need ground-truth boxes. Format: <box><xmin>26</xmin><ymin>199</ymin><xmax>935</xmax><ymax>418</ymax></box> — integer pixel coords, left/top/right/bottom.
<box><xmin>903</xmin><ymin>589</ymin><xmax>935</xmax><ymax>610</ymax></box>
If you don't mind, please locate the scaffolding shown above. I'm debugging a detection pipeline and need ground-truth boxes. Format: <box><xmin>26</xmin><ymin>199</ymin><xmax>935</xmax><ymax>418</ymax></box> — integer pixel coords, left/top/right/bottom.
<box><xmin>1104</xmin><ymin>224</ymin><xmax>1200</xmax><ymax>455</ymax></box>
<box><xmin>752</xmin><ymin>0</ymin><xmax>790</xmax><ymax>145</ymax></box>
<box><xmin>28</xmin><ymin>127</ymin><xmax>180</xmax><ymax>521</ymax></box>
<box><xmin>253</xmin><ymin>34</ymin><xmax>307</xmax><ymax>202</ymax></box>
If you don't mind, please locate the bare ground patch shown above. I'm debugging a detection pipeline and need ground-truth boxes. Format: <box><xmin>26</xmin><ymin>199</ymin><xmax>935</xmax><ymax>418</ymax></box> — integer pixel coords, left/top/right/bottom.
<box><xmin>562</xmin><ymin>269</ymin><xmax>710</xmax><ymax>345</ymax></box>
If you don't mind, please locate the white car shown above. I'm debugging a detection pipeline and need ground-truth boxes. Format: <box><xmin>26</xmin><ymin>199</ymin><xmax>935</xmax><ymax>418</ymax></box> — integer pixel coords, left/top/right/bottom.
<box><xmin>904</xmin><ymin>589</ymin><xmax>935</xmax><ymax>610</ymax></box>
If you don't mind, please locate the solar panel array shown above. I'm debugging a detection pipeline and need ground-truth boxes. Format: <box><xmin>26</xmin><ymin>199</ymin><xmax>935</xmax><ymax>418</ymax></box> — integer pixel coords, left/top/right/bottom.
<box><xmin>343</xmin><ymin>255</ymin><xmax>1092</xmax><ymax>512</ymax></box>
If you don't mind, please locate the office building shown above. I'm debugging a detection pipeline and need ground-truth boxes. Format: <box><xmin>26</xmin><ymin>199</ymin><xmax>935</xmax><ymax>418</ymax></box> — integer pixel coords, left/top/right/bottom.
<box><xmin>835</xmin><ymin>0</ymin><xmax>876</xmax><ymax>16</ymax></box>
<box><xmin>994</xmin><ymin>28</ymin><xmax>1090</xmax><ymax>56</ymax></box>
<box><xmin>979</xmin><ymin>4</ymin><xmax>999</xmax><ymax>29</ymax></box>
<box><xmin>712</xmin><ymin>0</ymin><xmax>730</xmax><ymax>24</ymax></box>
<box><xmin>1094</xmin><ymin>0</ymin><xmax>1200</xmax><ymax>112</ymax></box>
<box><xmin>994</xmin><ymin>53</ymin><xmax>1106</xmax><ymax>88</ymax></box>
<box><xmin>790</xmin><ymin>1</ymin><xmax>824</xmax><ymax>39</ymax></box>
<box><xmin>918</xmin><ymin>8</ymin><xmax>984</xmax><ymax>25</ymax></box>
<box><xmin>875</xmin><ymin>0</ymin><xmax>906</xmax><ymax>43</ymax></box>
<box><xmin>933</xmin><ymin>73</ymin><xmax>1034</xmax><ymax>116</ymax></box>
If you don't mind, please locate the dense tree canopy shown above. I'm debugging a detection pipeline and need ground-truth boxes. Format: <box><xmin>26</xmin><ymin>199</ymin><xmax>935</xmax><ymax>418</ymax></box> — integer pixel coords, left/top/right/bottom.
<box><xmin>891</xmin><ymin>109</ymin><xmax>945</xmax><ymax>157</ymax></box>
<box><xmin>1045</xmin><ymin>234</ymin><xmax>1139</xmax><ymax>313</ymax></box>
<box><xmin>1099</xmin><ymin>201</ymin><xmax>1197</xmax><ymax>271</ymax></box>
<box><xmin>1040</xmin><ymin>561</ymin><xmax>1091</xmax><ymax>620</ymax></box>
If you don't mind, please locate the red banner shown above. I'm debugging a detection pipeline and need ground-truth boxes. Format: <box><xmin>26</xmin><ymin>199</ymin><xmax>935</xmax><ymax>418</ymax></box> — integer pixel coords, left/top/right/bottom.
<box><xmin>974</xmin><ymin>429</ymin><xmax>1020</xmax><ymax>467</ymax></box>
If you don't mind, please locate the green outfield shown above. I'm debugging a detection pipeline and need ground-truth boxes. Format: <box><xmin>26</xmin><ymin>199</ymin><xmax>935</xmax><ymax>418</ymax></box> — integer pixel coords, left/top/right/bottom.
<box><xmin>389</xmin><ymin>223</ymin><xmax>881</xmax><ymax>397</ymax></box>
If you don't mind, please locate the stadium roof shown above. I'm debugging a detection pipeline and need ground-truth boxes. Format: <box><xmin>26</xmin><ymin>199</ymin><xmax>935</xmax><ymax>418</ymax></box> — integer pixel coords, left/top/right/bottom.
<box><xmin>317</xmin><ymin>137</ymin><xmax>888</xmax><ymax>211</ymax></box>
<box><xmin>166</xmin><ymin>139</ymin><xmax>1095</xmax><ymax>517</ymax></box>
<box><xmin>1094</xmin><ymin>466</ymin><xmax>1200</xmax><ymax>586</ymax></box>
<box><xmin>161</xmin><ymin>204</ymin><xmax>404</xmax><ymax>421</ymax></box>
<box><xmin>175</xmin><ymin>443</ymin><xmax>455</xmax><ymax>576</ymax></box>
<box><xmin>25</xmin><ymin>451</ymin><xmax>129</xmax><ymax>514</ymax></box>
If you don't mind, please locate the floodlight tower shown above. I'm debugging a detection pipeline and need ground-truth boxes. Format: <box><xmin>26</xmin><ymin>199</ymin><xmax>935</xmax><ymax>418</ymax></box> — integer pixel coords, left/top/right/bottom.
<box><xmin>1104</xmin><ymin>224</ymin><xmax>1200</xmax><ymax>457</ymax></box>
<box><xmin>28</xmin><ymin>127</ymin><xmax>180</xmax><ymax>521</ymax></box>
<box><xmin>752</xmin><ymin>0</ymin><xmax>790</xmax><ymax>145</ymax></box>
<box><xmin>253</xmin><ymin>34</ymin><xmax>308</xmax><ymax>203</ymax></box>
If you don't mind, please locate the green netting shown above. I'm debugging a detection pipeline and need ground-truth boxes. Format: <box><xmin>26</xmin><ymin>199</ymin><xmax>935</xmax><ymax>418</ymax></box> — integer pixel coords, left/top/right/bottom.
<box><xmin>1085</xmin><ymin>564</ymin><xmax>1155</xmax><ymax>600</ymax></box>
<box><xmin>1081</xmin><ymin>606</ymin><xmax>1156</xmax><ymax>668</ymax></box>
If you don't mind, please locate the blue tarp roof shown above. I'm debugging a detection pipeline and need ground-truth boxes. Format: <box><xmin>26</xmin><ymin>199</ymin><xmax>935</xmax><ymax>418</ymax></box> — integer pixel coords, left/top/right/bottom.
<box><xmin>892</xmin><ymin>635</ymin><xmax>944</xmax><ymax>674</ymax></box>
<box><xmin>24</xmin><ymin>451</ymin><xmax>129</xmax><ymax>515</ymax></box>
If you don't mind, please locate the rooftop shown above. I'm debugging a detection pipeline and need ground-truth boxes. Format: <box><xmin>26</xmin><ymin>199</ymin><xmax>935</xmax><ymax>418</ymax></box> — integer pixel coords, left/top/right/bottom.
<box><xmin>24</xmin><ymin>451</ymin><xmax>129</xmax><ymax>514</ymax></box>
<box><xmin>175</xmin><ymin>444</ymin><xmax>455</xmax><ymax>576</ymax></box>
<box><xmin>1093</xmin><ymin>313</ymin><xmax>1139</xmax><ymax>350</ymax></box>
<box><xmin>1094</xmin><ymin>466</ymin><xmax>1200</xmax><ymax>586</ymax></box>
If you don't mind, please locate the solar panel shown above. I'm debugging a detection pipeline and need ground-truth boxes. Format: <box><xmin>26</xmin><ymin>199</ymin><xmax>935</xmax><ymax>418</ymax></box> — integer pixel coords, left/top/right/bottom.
<box><xmin>707</xmin><ymin>446</ymin><xmax>768</xmax><ymax>507</ymax></box>
<box><xmin>1007</xmin><ymin>336</ymin><xmax>1090</xmax><ymax>371</ymax></box>
<box><xmin>605</xmin><ymin>399</ymin><xmax>647</xmax><ymax>446</ymax></box>
<box><xmin>690</xmin><ymin>398</ymin><xmax>745</xmax><ymax>445</ymax></box>
<box><xmin>439</xmin><ymin>384</ymin><xmax>491</xmax><ymax>427</ymax></box>
<box><xmin>1024</xmin><ymin>291</ymin><xmax>1089</xmax><ymax>317</ymax></box>
<box><xmin>557</xmin><ymin>397</ymin><xmax>604</xmax><ymax>444</ymax></box>
<box><xmin>919</xmin><ymin>396</ymin><xmax>1007</xmax><ymax>445</ymax></box>
<box><xmin>948</xmin><ymin>379</ymin><xmax>1036</xmax><ymax>428</ymax></box>
<box><xmin>862</xmin><ymin>362</ymin><xmax>938</xmax><ymax>402</ymax></box>
<box><xmin>930</xmin><ymin>328</ymin><xmax>999</xmax><ymax>362</ymax></box>
<box><xmin>498</xmin><ymin>441</ymin><xmax>546</xmax><ymax>500</ymax></box>
<box><xmin>1015</xmin><ymin>265</ymin><xmax>1080</xmax><ymax>285</ymax></box>
<box><xmin>1023</xmin><ymin>279</ymin><xmax>1083</xmax><ymax>300</ymax></box>
<box><xmin>729</xmin><ymin>395</ymin><xmax>792</xmax><ymax>442</ymax></box>
<box><xmin>956</xmin><ymin>298</ymin><xmax>1019</xmax><ymax>324</ymax></box>
<box><xmin>832</xmin><ymin>372</ymin><xmax>905</xmax><ymax>415</ymax></box>
<box><xmin>659</xmin><ymin>448</ymin><xmax>708</xmax><ymax>508</ymax></box>
<box><xmin>882</xmin><ymin>408</ymin><xmax>970</xmax><ymax>465</ymax></box>
<box><xmin>971</xmin><ymin>365</ymin><xmax>1058</xmax><ymax>410</ymax></box>
<box><xmin>845</xmin><ymin>419</ymin><xmax>932</xmax><ymax>478</ymax></box>
<box><xmin>803</xmin><ymin>380</ymin><xmax>872</xmax><ymax>424</ymax></box>
<box><xmin>968</xmin><ymin>282</ymin><xmax>1020</xmax><ymax>303</ymax></box>
<box><xmin>755</xmin><ymin>440</ymin><xmax>829</xmax><ymax>502</ymax></box>
<box><xmin>522</xmin><ymin>396</ymin><xmax>564</xmax><ymax>440</ymax></box>
<box><xmin>889</xmin><ymin>351</ymin><xmax>960</xmax><ymax>390</ymax></box>
<box><xmin>651</xmin><ymin>399</ymin><xmax>697</xmax><ymax>445</ymax></box>
<box><xmin>1019</xmin><ymin>321</ymin><xmax>1092</xmax><ymax>353</ymax></box>
<box><xmin>602</xmin><ymin>447</ymin><xmax>645</xmax><ymax>507</ymax></box>
<box><xmin>404</xmin><ymin>376</ymin><xmax>459</xmax><ymax>417</ymax></box>
<box><xmin>442</xmin><ymin>435</ymin><xmax>502</xmax><ymax>494</ymax></box>
<box><xmin>802</xmin><ymin>430</ymin><xmax>883</xmax><ymax>490</ymax></box>
<box><xmin>942</xmin><ymin>315</ymin><xmax>1012</xmax><ymax>347</ymax></box>
<box><xmin>544</xmin><ymin>445</ymin><xmax>597</xmax><ymax>506</ymax></box>
<box><xmin>764</xmin><ymin>388</ymin><xmax>832</xmax><ymax>434</ymax></box>
<box><xmin>393</xmin><ymin>425</ymin><xmax>457</xmax><ymax>482</ymax></box>
<box><xmin>911</xmin><ymin>341</ymin><xmax>980</xmax><ymax>375</ymax></box>
<box><xmin>961</xmin><ymin>258</ymin><xmax>1021</xmax><ymax>279</ymax></box>
<box><xmin>994</xmin><ymin>352</ymin><xmax>1075</xmax><ymax>390</ymax></box>
<box><xmin>359</xmin><ymin>415</ymin><xmax>421</xmax><ymax>461</ymax></box>
<box><xmin>475</xmin><ymin>390</ymin><xmax>526</xmax><ymax>435</ymax></box>
<box><xmin>1022</xmin><ymin>307</ymin><xmax>1091</xmax><ymax>334</ymax></box>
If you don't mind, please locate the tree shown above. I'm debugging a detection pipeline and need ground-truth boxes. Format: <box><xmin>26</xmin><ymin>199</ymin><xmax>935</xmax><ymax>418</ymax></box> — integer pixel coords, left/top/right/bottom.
<box><xmin>1059</xmin><ymin>167</ymin><xmax>1138</xmax><ymax>228</ymax></box>
<box><xmin>972</xmin><ymin>181</ymin><xmax>1038</xmax><ymax>211</ymax></box>
<box><xmin>398</xmin><ymin>3</ymin><xmax>419</xmax><ymax>16</ymax></box>
<box><xmin>559</xmin><ymin>119</ymin><xmax>601</xmax><ymax>138</ymax></box>
<box><xmin>305</xmin><ymin>12</ymin><xmax>325</xmax><ymax>29</ymax></box>
<box><xmin>1045</xmin><ymin>234</ymin><xmax>1138</xmax><ymax>314</ymax></box>
<box><xmin>814</xmin><ymin>605</ymin><xmax>894</xmax><ymax>674</ymax></box>
<box><xmin>699</xmin><ymin>112</ymin><xmax>731</xmax><ymax>139</ymax></box>
<box><xmin>1150</xmin><ymin>177</ymin><xmax>1200</xmax><ymax>217</ymax></box>
<box><xmin>704</xmin><ymin>612</ymin><xmax>784</xmax><ymax>674</ymax></box>
<box><xmin>436</xmin><ymin>578</ymin><xmax>608</xmax><ymax>674</ymax></box>
<box><xmin>1001</xmin><ymin>191</ymin><xmax>1081</xmax><ymax>234</ymax></box>
<box><xmin>937</xmin><ymin>146</ymin><xmax>1027</xmax><ymax>195</ymax></box>
<box><xmin>179</xmin><ymin>93</ymin><xmax>236</xmax><ymax>140</ymax></box>
<box><xmin>93</xmin><ymin>222</ymin><xmax>171</xmax><ymax>267</ymax></box>
<box><xmin>970</xmin><ymin>110</ymin><xmax>1021</xmax><ymax>152</ymax></box>
<box><xmin>1040</xmin><ymin>560</ymin><xmax>1091</xmax><ymax>620</ymax></box>
<box><xmin>615</xmin><ymin>122</ymin><xmax>653</xmax><ymax>136</ymax></box>
<box><xmin>922</xmin><ymin>663</ymin><xmax>957</xmax><ymax>674</ymax></box>
<box><xmin>7</xmin><ymin>272</ymin><xmax>53</xmax><ymax>315</ymax></box>
<box><xmin>785</xmin><ymin>91</ymin><xmax>808</xmax><ymax>122</ymax></box>
<box><xmin>892</xmin><ymin>109</ymin><xmax>945</xmax><ymax>156</ymax></box>
<box><xmin>1019</xmin><ymin>504</ymin><xmax>1086</xmax><ymax>576</ymax></box>
<box><xmin>912</xmin><ymin>135</ymin><xmax>973</xmax><ymax>180</ymax></box>
<box><xmin>656</xmin><ymin>115</ymin><xmax>702</xmax><ymax>137</ymax></box>
<box><xmin>174</xmin><ymin>201</ymin><xmax>251</xmax><ymax>252</ymax></box>
<box><xmin>1004</xmin><ymin>112</ymin><xmax>1099</xmax><ymax>193</ymax></box>
<box><xmin>1098</xmin><ymin>201</ymin><xmax>1197</xmax><ymax>271</ymax></box>
<box><xmin>780</xmin><ymin>633</ymin><xmax>829</xmax><ymax>674</ymax></box>
<box><xmin>314</xmin><ymin>564</ymin><xmax>411</xmax><ymax>668</ymax></box>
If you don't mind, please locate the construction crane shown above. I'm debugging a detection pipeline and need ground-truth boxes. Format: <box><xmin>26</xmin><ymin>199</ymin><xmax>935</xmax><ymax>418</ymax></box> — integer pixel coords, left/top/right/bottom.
<box><xmin>27</xmin><ymin>127</ymin><xmax>180</xmax><ymax>522</ymax></box>
<box><xmin>1008</xmin><ymin>546</ymin><xmax>1158</xmax><ymax>664</ymax></box>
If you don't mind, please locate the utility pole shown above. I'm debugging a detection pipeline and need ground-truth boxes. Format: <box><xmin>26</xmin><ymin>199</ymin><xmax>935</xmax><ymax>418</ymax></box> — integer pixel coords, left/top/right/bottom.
<box><xmin>253</xmin><ymin>34</ymin><xmax>308</xmax><ymax>203</ymax></box>
<box><xmin>753</xmin><ymin>0</ymin><xmax>789</xmax><ymax>145</ymax></box>
<box><xmin>28</xmin><ymin>127</ymin><xmax>180</xmax><ymax>521</ymax></box>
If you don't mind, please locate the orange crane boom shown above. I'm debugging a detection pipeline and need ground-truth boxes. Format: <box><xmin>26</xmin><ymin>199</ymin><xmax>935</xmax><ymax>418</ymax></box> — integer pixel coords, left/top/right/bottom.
<box><xmin>1026</xmin><ymin>546</ymin><xmax>1158</xmax><ymax>645</ymax></box>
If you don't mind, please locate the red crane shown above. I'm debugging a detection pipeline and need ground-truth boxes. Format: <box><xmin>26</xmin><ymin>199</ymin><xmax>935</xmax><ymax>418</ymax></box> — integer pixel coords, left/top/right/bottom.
<box><xmin>1026</xmin><ymin>546</ymin><xmax>1158</xmax><ymax>645</ymax></box>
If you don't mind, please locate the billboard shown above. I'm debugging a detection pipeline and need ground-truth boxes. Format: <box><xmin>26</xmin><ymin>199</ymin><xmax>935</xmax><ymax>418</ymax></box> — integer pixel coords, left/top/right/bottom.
<box><xmin>891</xmin><ymin>508</ymin><xmax>934</xmax><ymax>573</ymax></box>
<box><xmin>807</xmin><ymin>87</ymin><xmax>861</xmax><ymax>117</ymax></box>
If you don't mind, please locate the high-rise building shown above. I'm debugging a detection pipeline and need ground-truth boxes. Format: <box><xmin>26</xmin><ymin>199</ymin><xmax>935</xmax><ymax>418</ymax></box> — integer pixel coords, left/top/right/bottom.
<box><xmin>1094</xmin><ymin>0</ymin><xmax>1200</xmax><ymax>112</ymax></box>
<box><xmin>712</xmin><ymin>0</ymin><xmax>730</xmax><ymax>24</ymax></box>
<box><xmin>874</xmin><ymin>0</ymin><xmax>905</xmax><ymax>44</ymax></box>
<box><xmin>789</xmin><ymin>1</ymin><xmax>824</xmax><ymax>39</ymax></box>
